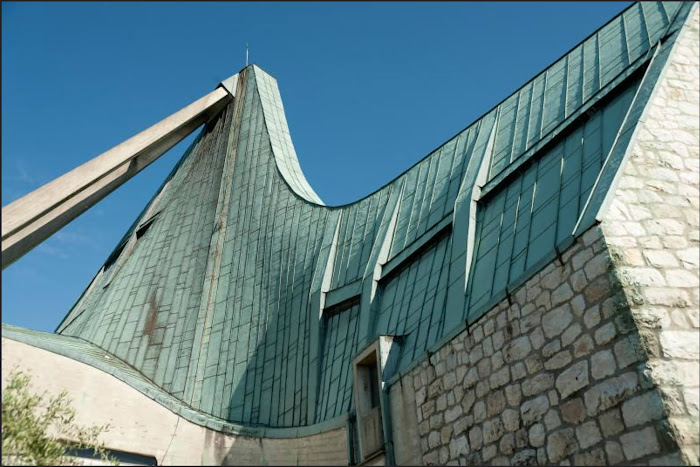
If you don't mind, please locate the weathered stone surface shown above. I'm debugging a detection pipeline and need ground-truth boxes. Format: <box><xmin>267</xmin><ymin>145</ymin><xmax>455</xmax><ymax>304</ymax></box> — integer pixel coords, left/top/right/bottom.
<box><xmin>468</xmin><ymin>426</ymin><xmax>483</xmax><ymax>451</ymax></box>
<box><xmin>505</xmin><ymin>383</ymin><xmax>521</xmax><ymax>407</ymax></box>
<box><xmin>542</xmin><ymin>339</ymin><xmax>561</xmax><ymax>358</ymax></box>
<box><xmin>445</xmin><ymin>404</ymin><xmax>463</xmax><ymax>424</ymax></box>
<box><xmin>428</xmin><ymin>430</ymin><xmax>441</xmax><ymax>449</ymax></box>
<box><xmin>605</xmin><ymin>441</ymin><xmax>624</xmax><ymax>464</ymax></box>
<box><xmin>590</xmin><ymin>349</ymin><xmax>616</xmax><ymax>380</ymax></box>
<box><xmin>560</xmin><ymin>398</ymin><xmax>586</xmax><ymax>425</ymax></box>
<box><xmin>547</xmin><ymin>428</ymin><xmax>578</xmax><ymax>463</ymax></box>
<box><xmin>486</xmin><ymin>391</ymin><xmax>506</xmax><ymax>417</ymax></box>
<box><xmin>619</xmin><ymin>266</ymin><xmax>666</xmax><ymax>287</ymax></box>
<box><xmin>423</xmin><ymin>450</ymin><xmax>438</xmax><ymax>465</ymax></box>
<box><xmin>502</xmin><ymin>408</ymin><xmax>519</xmax><ymax>432</ymax></box>
<box><xmin>621</xmin><ymin>391</ymin><xmax>665</xmax><ymax>428</ymax></box>
<box><xmin>473</xmin><ymin>400</ymin><xmax>486</xmax><ymax>424</ymax></box>
<box><xmin>573</xmin><ymin>334</ymin><xmax>594</xmax><ymax>358</ymax></box>
<box><xmin>521</xmin><ymin>373</ymin><xmax>553</xmax><ymax>397</ymax></box>
<box><xmin>505</xmin><ymin>336</ymin><xmax>532</xmax><ymax>363</ymax></box>
<box><xmin>482</xmin><ymin>444</ymin><xmax>497</xmax><ymax>462</ymax></box>
<box><xmin>529</xmin><ymin>327</ymin><xmax>545</xmax><ymax>350</ymax></box>
<box><xmin>544</xmin><ymin>409</ymin><xmax>561</xmax><ymax>431</ymax></box>
<box><xmin>644</xmin><ymin>250</ymin><xmax>679</xmax><ymax>268</ymax></box>
<box><xmin>620</xmin><ymin>427</ymin><xmax>660</xmax><ymax>461</ymax></box>
<box><xmin>684</xmin><ymin>387</ymin><xmax>700</xmax><ymax>417</ymax></box>
<box><xmin>441</xmin><ymin>426</ymin><xmax>454</xmax><ymax>445</ymax></box>
<box><xmin>573</xmin><ymin>448</ymin><xmax>606</xmax><ymax>466</ymax></box>
<box><xmin>528</xmin><ymin>423</ymin><xmax>545</xmax><ymax>447</ymax></box>
<box><xmin>482</xmin><ymin>418</ymin><xmax>504</xmax><ymax>445</ymax></box>
<box><xmin>462</xmin><ymin>389</ymin><xmax>475</xmax><ymax>413</ymax></box>
<box><xmin>520</xmin><ymin>395</ymin><xmax>549</xmax><ymax>427</ymax></box>
<box><xmin>613</xmin><ymin>333</ymin><xmax>645</xmax><ymax>370</ymax></box>
<box><xmin>545</xmin><ymin>350</ymin><xmax>572</xmax><ymax>371</ymax></box>
<box><xmin>660</xmin><ymin>330</ymin><xmax>700</xmax><ymax>359</ymax></box>
<box><xmin>576</xmin><ymin>421</ymin><xmax>602</xmax><ymax>449</ymax></box>
<box><xmin>552</xmin><ymin>283</ymin><xmax>574</xmax><ymax>307</ymax></box>
<box><xmin>463</xmin><ymin>367</ymin><xmax>479</xmax><ymax>389</ymax></box>
<box><xmin>499</xmin><ymin>432</ymin><xmax>515</xmax><ymax>456</ymax></box>
<box><xmin>584</xmin><ymin>254</ymin><xmax>610</xmax><ymax>280</ymax></box>
<box><xmin>572</xmin><ymin>248</ymin><xmax>594</xmax><ymax>271</ymax></box>
<box><xmin>543</xmin><ymin>305</ymin><xmax>573</xmax><ymax>338</ymax></box>
<box><xmin>514</xmin><ymin>428</ymin><xmax>528</xmax><ymax>449</ymax></box>
<box><xmin>584</xmin><ymin>372</ymin><xmax>639</xmax><ymax>416</ymax></box>
<box><xmin>511</xmin><ymin>362</ymin><xmax>527</xmax><ymax>381</ymax></box>
<box><xmin>475</xmin><ymin>380</ymin><xmax>489</xmax><ymax>398</ymax></box>
<box><xmin>599</xmin><ymin>408</ymin><xmax>624</xmax><ymax>437</ymax></box>
<box><xmin>428</xmin><ymin>379</ymin><xmax>444</xmax><ymax>399</ymax></box>
<box><xmin>489</xmin><ymin>366</ymin><xmax>510</xmax><ymax>389</ymax></box>
<box><xmin>437</xmin><ymin>394</ymin><xmax>448</xmax><ymax>412</ymax></box>
<box><xmin>583</xmin><ymin>306</ymin><xmax>601</xmax><ymax>329</ymax></box>
<box><xmin>524</xmin><ymin>354</ymin><xmax>542</xmax><ymax>375</ymax></box>
<box><xmin>561</xmin><ymin>323</ymin><xmax>582</xmax><ymax>348</ymax></box>
<box><xmin>448</xmin><ymin>435</ymin><xmax>469</xmax><ymax>459</ymax></box>
<box><xmin>644</xmin><ymin>288</ymin><xmax>691</xmax><ymax>307</ymax></box>
<box><xmin>594</xmin><ymin>322</ymin><xmax>616</xmax><ymax>345</ymax></box>
<box><xmin>511</xmin><ymin>449</ymin><xmax>537</xmax><ymax>466</ymax></box>
<box><xmin>430</xmin><ymin>413</ymin><xmax>444</xmax><ymax>429</ymax></box>
<box><xmin>665</xmin><ymin>269</ymin><xmax>698</xmax><ymax>287</ymax></box>
<box><xmin>648</xmin><ymin>452</ymin><xmax>686</xmax><ymax>466</ymax></box>
<box><xmin>438</xmin><ymin>446</ymin><xmax>449</xmax><ymax>464</ymax></box>
<box><xmin>556</xmin><ymin>360</ymin><xmax>589</xmax><ymax>400</ymax></box>
<box><xmin>584</xmin><ymin>276</ymin><xmax>613</xmax><ymax>303</ymax></box>
<box><xmin>571</xmin><ymin>294</ymin><xmax>586</xmax><ymax>316</ymax></box>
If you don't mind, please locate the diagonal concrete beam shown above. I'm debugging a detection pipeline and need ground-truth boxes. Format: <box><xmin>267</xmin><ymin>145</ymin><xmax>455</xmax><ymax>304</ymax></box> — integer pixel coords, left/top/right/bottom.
<box><xmin>2</xmin><ymin>77</ymin><xmax>238</xmax><ymax>269</ymax></box>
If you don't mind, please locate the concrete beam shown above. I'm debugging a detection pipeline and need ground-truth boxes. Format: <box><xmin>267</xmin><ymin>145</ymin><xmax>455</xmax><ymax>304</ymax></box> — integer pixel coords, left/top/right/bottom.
<box><xmin>2</xmin><ymin>84</ymin><xmax>234</xmax><ymax>269</ymax></box>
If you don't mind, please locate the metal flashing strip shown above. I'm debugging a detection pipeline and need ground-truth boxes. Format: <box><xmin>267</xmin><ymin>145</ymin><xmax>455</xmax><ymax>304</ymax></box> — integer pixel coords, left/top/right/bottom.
<box><xmin>479</xmin><ymin>53</ymin><xmax>651</xmax><ymax>202</ymax></box>
<box><xmin>324</xmin><ymin>279</ymin><xmax>363</xmax><ymax>311</ymax></box>
<box><xmin>379</xmin><ymin>214</ymin><xmax>452</xmax><ymax>283</ymax></box>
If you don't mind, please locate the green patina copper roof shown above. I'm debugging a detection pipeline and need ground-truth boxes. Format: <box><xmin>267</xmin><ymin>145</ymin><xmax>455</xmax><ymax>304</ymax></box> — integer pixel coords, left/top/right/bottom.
<box><xmin>4</xmin><ymin>1</ymin><xmax>694</xmax><ymax>433</ymax></box>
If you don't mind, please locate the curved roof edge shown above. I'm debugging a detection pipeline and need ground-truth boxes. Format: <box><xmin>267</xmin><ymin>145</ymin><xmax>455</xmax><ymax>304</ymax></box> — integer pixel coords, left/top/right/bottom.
<box><xmin>251</xmin><ymin>65</ymin><xmax>325</xmax><ymax>205</ymax></box>
<box><xmin>2</xmin><ymin>323</ymin><xmax>347</xmax><ymax>438</ymax></box>
<box><xmin>247</xmin><ymin>2</ymin><xmax>686</xmax><ymax>210</ymax></box>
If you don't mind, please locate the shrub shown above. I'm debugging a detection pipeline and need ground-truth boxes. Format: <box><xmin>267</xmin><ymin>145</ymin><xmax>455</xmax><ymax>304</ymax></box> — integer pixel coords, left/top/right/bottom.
<box><xmin>1</xmin><ymin>368</ymin><xmax>118</xmax><ymax>466</ymax></box>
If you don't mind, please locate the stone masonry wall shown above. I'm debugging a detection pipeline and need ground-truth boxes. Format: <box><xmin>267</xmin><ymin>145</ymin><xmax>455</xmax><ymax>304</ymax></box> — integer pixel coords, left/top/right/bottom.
<box><xmin>598</xmin><ymin>5</ymin><xmax>700</xmax><ymax>465</ymax></box>
<box><xmin>406</xmin><ymin>225</ymin><xmax>686</xmax><ymax>465</ymax></box>
<box><xmin>398</xmin><ymin>7</ymin><xmax>699</xmax><ymax>466</ymax></box>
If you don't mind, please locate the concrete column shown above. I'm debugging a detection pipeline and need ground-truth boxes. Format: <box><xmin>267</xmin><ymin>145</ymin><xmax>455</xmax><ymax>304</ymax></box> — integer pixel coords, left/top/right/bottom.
<box><xmin>2</xmin><ymin>84</ymin><xmax>234</xmax><ymax>269</ymax></box>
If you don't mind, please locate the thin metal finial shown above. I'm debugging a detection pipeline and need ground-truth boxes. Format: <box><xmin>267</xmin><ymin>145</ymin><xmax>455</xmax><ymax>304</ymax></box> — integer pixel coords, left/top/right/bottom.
<box><xmin>246</xmin><ymin>43</ymin><xmax>249</xmax><ymax>66</ymax></box>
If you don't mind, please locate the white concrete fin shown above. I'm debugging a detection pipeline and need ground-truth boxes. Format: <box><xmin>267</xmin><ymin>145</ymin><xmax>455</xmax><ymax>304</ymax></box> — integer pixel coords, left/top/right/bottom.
<box><xmin>218</xmin><ymin>73</ymin><xmax>239</xmax><ymax>97</ymax></box>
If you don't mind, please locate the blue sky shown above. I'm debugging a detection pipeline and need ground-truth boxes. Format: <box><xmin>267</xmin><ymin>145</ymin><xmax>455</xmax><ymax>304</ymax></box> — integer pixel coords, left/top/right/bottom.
<box><xmin>2</xmin><ymin>1</ymin><xmax>630</xmax><ymax>332</ymax></box>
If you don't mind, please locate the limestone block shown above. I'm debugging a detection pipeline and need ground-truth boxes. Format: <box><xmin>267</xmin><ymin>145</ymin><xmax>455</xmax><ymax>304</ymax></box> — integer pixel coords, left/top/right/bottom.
<box><xmin>621</xmin><ymin>391</ymin><xmax>665</xmax><ymax>428</ymax></box>
<box><xmin>556</xmin><ymin>360</ymin><xmax>589</xmax><ymax>400</ymax></box>
<box><xmin>559</xmin><ymin>398</ymin><xmax>586</xmax><ymax>425</ymax></box>
<box><xmin>520</xmin><ymin>395</ymin><xmax>549</xmax><ymax>426</ymax></box>
<box><xmin>590</xmin><ymin>350</ymin><xmax>616</xmax><ymax>380</ymax></box>
<box><xmin>543</xmin><ymin>305</ymin><xmax>573</xmax><ymax>338</ymax></box>
<box><xmin>576</xmin><ymin>421</ymin><xmax>602</xmax><ymax>449</ymax></box>
<box><xmin>659</xmin><ymin>330</ymin><xmax>700</xmax><ymax>359</ymax></box>
<box><xmin>584</xmin><ymin>372</ymin><xmax>639</xmax><ymax>417</ymax></box>
<box><xmin>547</xmin><ymin>428</ymin><xmax>578</xmax><ymax>463</ymax></box>
<box><xmin>620</xmin><ymin>427</ymin><xmax>660</xmax><ymax>461</ymax></box>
